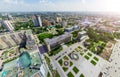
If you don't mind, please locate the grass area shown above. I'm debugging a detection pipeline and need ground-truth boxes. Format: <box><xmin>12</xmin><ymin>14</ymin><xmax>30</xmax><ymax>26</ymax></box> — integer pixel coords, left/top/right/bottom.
<box><xmin>37</xmin><ymin>33</ymin><xmax>54</xmax><ymax>43</ymax></box>
<box><xmin>73</xmin><ymin>67</ymin><xmax>79</xmax><ymax>74</ymax></box>
<box><xmin>67</xmin><ymin>72</ymin><xmax>74</xmax><ymax>77</ymax></box>
<box><xmin>63</xmin><ymin>56</ymin><xmax>69</xmax><ymax>60</ymax></box>
<box><xmin>84</xmin><ymin>49</ymin><xmax>87</xmax><ymax>52</ymax></box>
<box><xmin>87</xmin><ymin>52</ymin><xmax>92</xmax><ymax>56</ymax></box>
<box><xmin>3</xmin><ymin>57</ymin><xmax>18</xmax><ymax>64</ymax></box>
<box><xmin>58</xmin><ymin>59</ymin><xmax>63</xmax><ymax>66</ymax></box>
<box><xmin>72</xmin><ymin>30</ymin><xmax>80</xmax><ymax>38</ymax></box>
<box><xmin>80</xmin><ymin>74</ymin><xmax>85</xmax><ymax>77</ymax></box>
<box><xmin>93</xmin><ymin>56</ymin><xmax>99</xmax><ymax>61</ymax></box>
<box><xmin>45</xmin><ymin>55</ymin><xmax>50</xmax><ymax>63</ymax></box>
<box><xmin>14</xmin><ymin>20</ymin><xmax>34</xmax><ymax>31</ymax></box>
<box><xmin>80</xmin><ymin>52</ymin><xmax>84</xmax><ymax>56</ymax></box>
<box><xmin>65</xmin><ymin>41</ymin><xmax>73</xmax><ymax>46</ymax></box>
<box><xmin>44</xmin><ymin>55</ymin><xmax>52</xmax><ymax>70</ymax></box>
<box><xmin>49</xmin><ymin>45</ymin><xmax>62</xmax><ymax>56</ymax></box>
<box><xmin>75</xmin><ymin>48</ymin><xmax>79</xmax><ymax>52</ymax></box>
<box><xmin>70</xmin><ymin>61</ymin><xmax>73</xmax><ymax>66</ymax></box>
<box><xmin>47</xmin><ymin>72</ymin><xmax>51</xmax><ymax>77</ymax></box>
<box><xmin>85</xmin><ymin>39</ymin><xmax>106</xmax><ymax>55</ymax></box>
<box><xmin>78</xmin><ymin>46</ymin><xmax>82</xmax><ymax>49</ymax></box>
<box><xmin>53</xmin><ymin>70</ymin><xmax>60</xmax><ymax>77</ymax></box>
<box><xmin>62</xmin><ymin>67</ymin><xmax>68</xmax><ymax>72</ymax></box>
<box><xmin>91</xmin><ymin>60</ymin><xmax>97</xmax><ymax>66</ymax></box>
<box><xmin>84</xmin><ymin>55</ymin><xmax>90</xmax><ymax>60</ymax></box>
<box><xmin>86</xmin><ymin>27</ymin><xmax>114</xmax><ymax>43</ymax></box>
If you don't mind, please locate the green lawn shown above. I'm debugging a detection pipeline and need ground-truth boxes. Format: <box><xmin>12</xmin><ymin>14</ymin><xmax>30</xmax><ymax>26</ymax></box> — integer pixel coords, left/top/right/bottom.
<box><xmin>87</xmin><ymin>52</ymin><xmax>92</xmax><ymax>56</ymax></box>
<box><xmin>84</xmin><ymin>49</ymin><xmax>87</xmax><ymax>52</ymax></box>
<box><xmin>78</xmin><ymin>46</ymin><xmax>82</xmax><ymax>49</ymax></box>
<box><xmin>47</xmin><ymin>72</ymin><xmax>51</xmax><ymax>77</ymax></box>
<box><xmin>67</xmin><ymin>72</ymin><xmax>74</xmax><ymax>77</ymax></box>
<box><xmin>62</xmin><ymin>67</ymin><xmax>68</xmax><ymax>72</ymax></box>
<box><xmin>93</xmin><ymin>56</ymin><xmax>99</xmax><ymax>61</ymax></box>
<box><xmin>91</xmin><ymin>60</ymin><xmax>97</xmax><ymax>66</ymax></box>
<box><xmin>70</xmin><ymin>61</ymin><xmax>73</xmax><ymax>66</ymax></box>
<box><xmin>63</xmin><ymin>56</ymin><xmax>69</xmax><ymax>60</ymax></box>
<box><xmin>73</xmin><ymin>67</ymin><xmax>79</xmax><ymax>74</ymax></box>
<box><xmin>65</xmin><ymin>41</ymin><xmax>73</xmax><ymax>46</ymax></box>
<box><xmin>49</xmin><ymin>45</ymin><xmax>62</xmax><ymax>56</ymax></box>
<box><xmin>58</xmin><ymin>59</ymin><xmax>63</xmax><ymax>66</ymax></box>
<box><xmin>80</xmin><ymin>52</ymin><xmax>84</xmax><ymax>56</ymax></box>
<box><xmin>37</xmin><ymin>33</ymin><xmax>54</xmax><ymax>43</ymax></box>
<box><xmin>84</xmin><ymin>55</ymin><xmax>90</xmax><ymax>60</ymax></box>
<box><xmin>80</xmin><ymin>74</ymin><xmax>85</xmax><ymax>77</ymax></box>
<box><xmin>55</xmin><ymin>70</ymin><xmax>60</xmax><ymax>77</ymax></box>
<box><xmin>75</xmin><ymin>48</ymin><xmax>79</xmax><ymax>52</ymax></box>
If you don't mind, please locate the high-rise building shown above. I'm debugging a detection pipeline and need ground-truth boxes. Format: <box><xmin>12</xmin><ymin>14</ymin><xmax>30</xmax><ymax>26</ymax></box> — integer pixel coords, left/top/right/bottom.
<box><xmin>7</xmin><ymin>14</ymin><xmax>13</xmax><ymax>20</ymax></box>
<box><xmin>32</xmin><ymin>15</ymin><xmax>42</xmax><ymax>27</ymax></box>
<box><xmin>2</xmin><ymin>20</ymin><xmax>14</xmax><ymax>32</ymax></box>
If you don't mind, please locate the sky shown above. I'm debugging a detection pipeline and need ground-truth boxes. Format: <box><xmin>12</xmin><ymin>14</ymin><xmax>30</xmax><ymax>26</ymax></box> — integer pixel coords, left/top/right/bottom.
<box><xmin>0</xmin><ymin>0</ymin><xmax>120</xmax><ymax>13</ymax></box>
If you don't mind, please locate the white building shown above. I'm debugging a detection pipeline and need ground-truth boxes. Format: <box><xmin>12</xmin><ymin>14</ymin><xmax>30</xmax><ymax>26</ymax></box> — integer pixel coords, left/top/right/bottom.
<box><xmin>32</xmin><ymin>15</ymin><xmax>42</xmax><ymax>27</ymax></box>
<box><xmin>64</xmin><ymin>25</ymin><xmax>79</xmax><ymax>32</ymax></box>
<box><xmin>77</xmin><ymin>31</ymin><xmax>88</xmax><ymax>41</ymax></box>
<box><xmin>2</xmin><ymin>20</ymin><xmax>14</xmax><ymax>32</ymax></box>
<box><xmin>56</xmin><ymin>17</ymin><xmax>62</xmax><ymax>23</ymax></box>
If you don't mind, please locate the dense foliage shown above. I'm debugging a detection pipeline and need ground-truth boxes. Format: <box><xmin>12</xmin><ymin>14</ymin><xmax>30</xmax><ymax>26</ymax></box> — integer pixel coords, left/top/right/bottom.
<box><xmin>86</xmin><ymin>28</ymin><xmax>114</xmax><ymax>42</ymax></box>
<box><xmin>14</xmin><ymin>20</ymin><xmax>34</xmax><ymax>30</ymax></box>
<box><xmin>37</xmin><ymin>33</ymin><xmax>54</xmax><ymax>43</ymax></box>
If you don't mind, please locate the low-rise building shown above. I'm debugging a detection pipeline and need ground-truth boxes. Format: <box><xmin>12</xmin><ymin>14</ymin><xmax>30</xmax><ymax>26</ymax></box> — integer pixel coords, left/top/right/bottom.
<box><xmin>64</xmin><ymin>25</ymin><xmax>79</xmax><ymax>32</ymax></box>
<box><xmin>77</xmin><ymin>31</ymin><xmax>88</xmax><ymax>41</ymax></box>
<box><xmin>44</xmin><ymin>33</ymin><xmax>72</xmax><ymax>51</ymax></box>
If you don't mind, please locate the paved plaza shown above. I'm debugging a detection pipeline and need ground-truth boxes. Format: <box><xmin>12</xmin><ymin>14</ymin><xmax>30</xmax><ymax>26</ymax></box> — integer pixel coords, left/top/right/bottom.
<box><xmin>102</xmin><ymin>40</ymin><xmax>120</xmax><ymax>77</ymax></box>
<box><xmin>50</xmin><ymin>41</ymin><xmax>109</xmax><ymax>77</ymax></box>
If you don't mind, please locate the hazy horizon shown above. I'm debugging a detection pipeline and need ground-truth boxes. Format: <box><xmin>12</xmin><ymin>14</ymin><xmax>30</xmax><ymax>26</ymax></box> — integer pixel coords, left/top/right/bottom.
<box><xmin>0</xmin><ymin>0</ymin><xmax>120</xmax><ymax>13</ymax></box>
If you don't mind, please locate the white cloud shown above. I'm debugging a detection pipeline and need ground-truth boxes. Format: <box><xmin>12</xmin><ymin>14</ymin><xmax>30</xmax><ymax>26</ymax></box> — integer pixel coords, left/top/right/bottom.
<box><xmin>81</xmin><ymin>0</ymin><xmax>86</xmax><ymax>4</ymax></box>
<box><xmin>0</xmin><ymin>0</ymin><xmax>119</xmax><ymax>12</ymax></box>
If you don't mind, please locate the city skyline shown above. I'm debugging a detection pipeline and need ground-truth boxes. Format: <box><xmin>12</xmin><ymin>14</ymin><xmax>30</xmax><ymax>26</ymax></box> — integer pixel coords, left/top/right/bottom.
<box><xmin>0</xmin><ymin>0</ymin><xmax>120</xmax><ymax>13</ymax></box>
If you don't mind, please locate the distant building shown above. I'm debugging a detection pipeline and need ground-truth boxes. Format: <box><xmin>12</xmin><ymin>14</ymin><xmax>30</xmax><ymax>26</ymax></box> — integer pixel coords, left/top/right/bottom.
<box><xmin>0</xmin><ymin>30</ymin><xmax>35</xmax><ymax>50</ymax></box>
<box><xmin>56</xmin><ymin>17</ymin><xmax>62</xmax><ymax>23</ymax></box>
<box><xmin>43</xmin><ymin>19</ymin><xmax>51</xmax><ymax>26</ymax></box>
<box><xmin>50</xmin><ymin>20</ymin><xmax>56</xmax><ymax>25</ymax></box>
<box><xmin>77</xmin><ymin>31</ymin><xmax>88</xmax><ymax>41</ymax></box>
<box><xmin>7</xmin><ymin>14</ymin><xmax>13</xmax><ymax>20</ymax></box>
<box><xmin>44</xmin><ymin>33</ymin><xmax>72</xmax><ymax>51</ymax></box>
<box><xmin>32</xmin><ymin>15</ymin><xmax>42</xmax><ymax>27</ymax></box>
<box><xmin>2</xmin><ymin>20</ymin><xmax>14</xmax><ymax>32</ymax></box>
<box><xmin>64</xmin><ymin>25</ymin><xmax>79</xmax><ymax>32</ymax></box>
<box><xmin>62</xmin><ymin>21</ymin><xmax>67</xmax><ymax>26</ymax></box>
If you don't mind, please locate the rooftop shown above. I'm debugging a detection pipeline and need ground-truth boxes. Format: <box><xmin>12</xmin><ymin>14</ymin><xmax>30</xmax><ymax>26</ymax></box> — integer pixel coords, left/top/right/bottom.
<box><xmin>44</xmin><ymin>33</ymin><xmax>72</xmax><ymax>45</ymax></box>
<box><xmin>0</xmin><ymin>52</ymin><xmax>42</xmax><ymax>77</ymax></box>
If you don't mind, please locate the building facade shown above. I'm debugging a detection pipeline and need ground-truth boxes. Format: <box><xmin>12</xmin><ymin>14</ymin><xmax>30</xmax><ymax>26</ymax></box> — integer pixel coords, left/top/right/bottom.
<box><xmin>2</xmin><ymin>20</ymin><xmax>14</xmax><ymax>32</ymax></box>
<box><xmin>32</xmin><ymin>15</ymin><xmax>42</xmax><ymax>27</ymax></box>
<box><xmin>0</xmin><ymin>30</ymin><xmax>35</xmax><ymax>50</ymax></box>
<box><xmin>64</xmin><ymin>25</ymin><xmax>79</xmax><ymax>32</ymax></box>
<box><xmin>44</xmin><ymin>33</ymin><xmax>72</xmax><ymax>51</ymax></box>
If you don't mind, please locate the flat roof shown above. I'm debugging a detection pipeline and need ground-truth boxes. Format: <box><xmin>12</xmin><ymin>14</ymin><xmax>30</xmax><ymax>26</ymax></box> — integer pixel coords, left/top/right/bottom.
<box><xmin>44</xmin><ymin>33</ymin><xmax>72</xmax><ymax>45</ymax></box>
